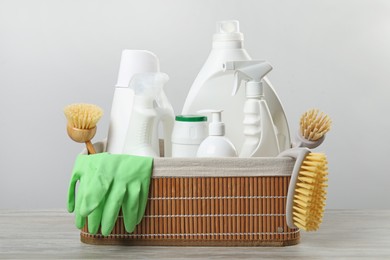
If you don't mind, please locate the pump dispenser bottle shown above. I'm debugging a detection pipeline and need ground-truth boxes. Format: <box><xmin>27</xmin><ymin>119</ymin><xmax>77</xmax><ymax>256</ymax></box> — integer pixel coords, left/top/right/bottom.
<box><xmin>196</xmin><ymin>110</ymin><xmax>237</xmax><ymax>158</ymax></box>
<box><xmin>182</xmin><ymin>20</ymin><xmax>291</xmax><ymax>153</ymax></box>
<box><xmin>224</xmin><ymin>60</ymin><xmax>280</xmax><ymax>157</ymax></box>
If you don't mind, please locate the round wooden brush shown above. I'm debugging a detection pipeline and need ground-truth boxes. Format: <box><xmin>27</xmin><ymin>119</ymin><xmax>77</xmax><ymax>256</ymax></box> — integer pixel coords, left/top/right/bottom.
<box><xmin>296</xmin><ymin>109</ymin><xmax>332</xmax><ymax>148</ymax></box>
<box><xmin>64</xmin><ymin>103</ymin><xmax>103</xmax><ymax>154</ymax></box>
<box><xmin>279</xmin><ymin>148</ymin><xmax>328</xmax><ymax>231</ymax></box>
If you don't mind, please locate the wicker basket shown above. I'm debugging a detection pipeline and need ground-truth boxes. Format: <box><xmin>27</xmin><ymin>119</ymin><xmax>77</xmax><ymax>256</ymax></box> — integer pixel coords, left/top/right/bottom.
<box><xmin>80</xmin><ymin>157</ymin><xmax>300</xmax><ymax>246</ymax></box>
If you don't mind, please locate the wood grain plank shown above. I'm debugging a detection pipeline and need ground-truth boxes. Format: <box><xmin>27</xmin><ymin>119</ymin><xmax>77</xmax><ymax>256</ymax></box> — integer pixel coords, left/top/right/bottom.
<box><xmin>1</xmin><ymin>210</ymin><xmax>389</xmax><ymax>259</ymax></box>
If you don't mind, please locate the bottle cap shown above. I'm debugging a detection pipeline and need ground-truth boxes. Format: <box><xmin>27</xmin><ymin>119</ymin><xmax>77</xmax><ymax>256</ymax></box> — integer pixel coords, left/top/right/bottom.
<box><xmin>246</xmin><ymin>81</ymin><xmax>264</xmax><ymax>98</ymax></box>
<box><xmin>175</xmin><ymin>115</ymin><xmax>207</xmax><ymax>122</ymax></box>
<box><xmin>115</xmin><ymin>50</ymin><xmax>159</xmax><ymax>88</ymax></box>
<box><xmin>213</xmin><ymin>20</ymin><xmax>244</xmax><ymax>42</ymax></box>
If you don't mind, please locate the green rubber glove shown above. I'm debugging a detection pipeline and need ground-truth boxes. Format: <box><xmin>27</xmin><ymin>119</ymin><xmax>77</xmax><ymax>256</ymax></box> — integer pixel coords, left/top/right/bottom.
<box><xmin>67</xmin><ymin>153</ymin><xmax>110</xmax><ymax>233</ymax></box>
<box><xmin>67</xmin><ymin>153</ymin><xmax>153</xmax><ymax>236</ymax></box>
<box><xmin>96</xmin><ymin>155</ymin><xmax>153</xmax><ymax>236</ymax></box>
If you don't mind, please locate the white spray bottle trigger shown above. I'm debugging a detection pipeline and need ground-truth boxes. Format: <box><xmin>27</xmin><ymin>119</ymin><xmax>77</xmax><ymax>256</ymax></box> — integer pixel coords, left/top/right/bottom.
<box><xmin>129</xmin><ymin>72</ymin><xmax>169</xmax><ymax>107</ymax></box>
<box><xmin>223</xmin><ymin>60</ymin><xmax>273</xmax><ymax>97</ymax></box>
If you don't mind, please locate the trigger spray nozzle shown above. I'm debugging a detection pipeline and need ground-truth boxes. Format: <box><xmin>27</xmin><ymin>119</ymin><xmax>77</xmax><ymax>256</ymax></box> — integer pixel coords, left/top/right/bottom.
<box><xmin>129</xmin><ymin>72</ymin><xmax>169</xmax><ymax>107</ymax></box>
<box><xmin>223</xmin><ymin>61</ymin><xmax>272</xmax><ymax>98</ymax></box>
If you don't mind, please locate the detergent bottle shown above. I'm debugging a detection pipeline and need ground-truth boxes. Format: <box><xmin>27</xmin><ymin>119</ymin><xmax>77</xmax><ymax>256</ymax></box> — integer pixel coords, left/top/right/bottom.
<box><xmin>182</xmin><ymin>20</ymin><xmax>291</xmax><ymax>153</ymax></box>
<box><xmin>106</xmin><ymin>50</ymin><xmax>160</xmax><ymax>154</ymax></box>
<box><xmin>122</xmin><ymin>72</ymin><xmax>174</xmax><ymax>157</ymax></box>
<box><xmin>224</xmin><ymin>60</ymin><xmax>279</xmax><ymax>157</ymax></box>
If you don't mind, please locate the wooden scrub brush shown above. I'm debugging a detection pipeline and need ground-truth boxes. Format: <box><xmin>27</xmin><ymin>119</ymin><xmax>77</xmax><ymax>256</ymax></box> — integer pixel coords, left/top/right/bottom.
<box><xmin>296</xmin><ymin>108</ymin><xmax>332</xmax><ymax>148</ymax></box>
<box><xmin>279</xmin><ymin>147</ymin><xmax>328</xmax><ymax>231</ymax></box>
<box><xmin>64</xmin><ymin>103</ymin><xmax>103</xmax><ymax>154</ymax></box>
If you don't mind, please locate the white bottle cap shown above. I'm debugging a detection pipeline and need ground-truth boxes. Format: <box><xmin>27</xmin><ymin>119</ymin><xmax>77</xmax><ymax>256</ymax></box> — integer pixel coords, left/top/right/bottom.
<box><xmin>213</xmin><ymin>20</ymin><xmax>244</xmax><ymax>42</ymax></box>
<box><xmin>246</xmin><ymin>81</ymin><xmax>264</xmax><ymax>98</ymax></box>
<box><xmin>198</xmin><ymin>109</ymin><xmax>225</xmax><ymax>136</ymax></box>
<box><xmin>115</xmin><ymin>50</ymin><xmax>160</xmax><ymax>88</ymax></box>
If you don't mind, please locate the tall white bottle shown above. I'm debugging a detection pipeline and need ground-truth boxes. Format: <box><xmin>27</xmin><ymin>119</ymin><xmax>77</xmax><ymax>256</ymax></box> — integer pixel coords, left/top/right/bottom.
<box><xmin>106</xmin><ymin>50</ymin><xmax>160</xmax><ymax>154</ymax></box>
<box><xmin>224</xmin><ymin>61</ymin><xmax>280</xmax><ymax>157</ymax></box>
<box><xmin>182</xmin><ymin>20</ymin><xmax>291</xmax><ymax>153</ymax></box>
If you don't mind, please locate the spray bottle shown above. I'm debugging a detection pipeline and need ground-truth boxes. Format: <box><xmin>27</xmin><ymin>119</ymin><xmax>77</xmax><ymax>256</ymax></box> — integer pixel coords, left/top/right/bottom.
<box><xmin>122</xmin><ymin>72</ymin><xmax>174</xmax><ymax>157</ymax></box>
<box><xmin>182</xmin><ymin>20</ymin><xmax>291</xmax><ymax>153</ymax></box>
<box><xmin>196</xmin><ymin>110</ymin><xmax>237</xmax><ymax>157</ymax></box>
<box><xmin>223</xmin><ymin>60</ymin><xmax>280</xmax><ymax>157</ymax></box>
<box><xmin>106</xmin><ymin>50</ymin><xmax>160</xmax><ymax>154</ymax></box>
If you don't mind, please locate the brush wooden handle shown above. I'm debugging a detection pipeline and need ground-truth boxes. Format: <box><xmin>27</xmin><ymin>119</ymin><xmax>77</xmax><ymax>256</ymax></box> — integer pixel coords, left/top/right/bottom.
<box><xmin>85</xmin><ymin>141</ymin><xmax>96</xmax><ymax>154</ymax></box>
<box><xmin>66</xmin><ymin>125</ymin><xmax>97</xmax><ymax>155</ymax></box>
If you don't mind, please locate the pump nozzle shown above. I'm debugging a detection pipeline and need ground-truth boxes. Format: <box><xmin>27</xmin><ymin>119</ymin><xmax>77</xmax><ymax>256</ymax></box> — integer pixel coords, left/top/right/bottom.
<box><xmin>223</xmin><ymin>61</ymin><xmax>272</xmax><ymax>97</ymax></box>
<box><xmin>197</xmin><ymin>109</ymin><xmax>225</xmax><ymax>136</ymax></box>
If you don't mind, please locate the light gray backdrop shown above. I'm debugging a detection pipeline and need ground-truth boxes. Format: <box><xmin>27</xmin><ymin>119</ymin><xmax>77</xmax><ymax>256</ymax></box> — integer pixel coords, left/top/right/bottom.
<box><xmin>1</xmin><ymin>0</ymin><xmax>389</xmax><ymax>209</ymax></box>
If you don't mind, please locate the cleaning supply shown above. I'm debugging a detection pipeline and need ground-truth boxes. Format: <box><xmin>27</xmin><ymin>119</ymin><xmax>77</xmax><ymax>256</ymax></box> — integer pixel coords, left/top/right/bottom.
<box><xmin>196</xmin><ymin>110</ymin><xmax>237</xmax><ymax>157</ymax></box>
<box><xmin>224</xmin><ymin>60</ymin><xmax>280</xmax><ymax>157</ymax></box>
<box><xmin>171</xmin><ymin>115</ymin><xmax>208</xmax><ymax>157</ymax></box>
<box><xmin>67</xmin><ymin>152</ymin><xmax>108</xmax><ymax>233</ymax></box>
<box><xmin>182</xmin><ymin>20</ymin><xmax>291</xmax><ymax>153</ymax></box>
<box><xmin>278</xmin><ymin>147</ymin><xmax>328</xmax><ymax>231</ymax></box>
<box><xmin>122</xmin><ymin>72</ymin><xmax>174</xmax><ymax>157</ymax></box>
<box><xmin>68</xmin><ymin>153</ymin><xmax>153</xmax><ymax>236</ymax></box>
<box><xmin>152</xmin><ymin>84</ymin><xmax>175</xmax><ymax>157</ymax></box>
<box><xmin>106</xmin><ymin>50</ymin><xmax>160</xmax><ymax>154</ymax></box>
<box><xmin>64</xmin><ymin>103</ymin><xmax>103</xmax><ymax>154</ymax></box>
<box><xmin>296</xmin><ymin>109</ymin><xmax>332</xmax><ymax>148</ymax></box>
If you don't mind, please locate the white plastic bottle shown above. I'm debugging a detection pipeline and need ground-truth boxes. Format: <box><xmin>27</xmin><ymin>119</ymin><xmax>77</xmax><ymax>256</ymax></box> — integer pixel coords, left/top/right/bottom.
<box><xmin>171</xmin><ymin>115</ymin><xmax>208</xmax><ymax>157</ymax></box>
<box><xmin>106</xmin><ymin>50</ymin><xmax>160</xmax><ymax>154</ymax></box>
<box><xmin>182</xmin><ymin>20</ymin><xmax>291</xmax><ymax>153</ymax></box>
<box><xmin>122</xmin><ymin>72</ymin><xmax>173</xmax><ymax>157</ymax></box>
<box><xmin>224</xmin><ymin>61</ymin><xmax>280</xmax><ymax>157</ymax></box>
<box><xmin>197</xmin><ymin>110</ymin><xmax>237</xmax><ymax>158</ymax></box>
<box><xmin>153</xmin><ymin>87</ymin><xmax>175</xmax><ymax>157</ymax></box>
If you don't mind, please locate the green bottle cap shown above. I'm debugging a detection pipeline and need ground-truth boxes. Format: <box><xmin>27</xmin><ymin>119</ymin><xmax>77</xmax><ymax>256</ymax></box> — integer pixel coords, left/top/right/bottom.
<box><xmin>175</xmin><ymin>115</ymin><xmax>207</xmax><ymax>122</ymax></box>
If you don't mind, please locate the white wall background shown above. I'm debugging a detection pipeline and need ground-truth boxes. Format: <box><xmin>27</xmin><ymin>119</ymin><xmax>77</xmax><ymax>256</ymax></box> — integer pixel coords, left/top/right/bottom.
<box><xmin>1</xmin><ymin>0</ymin><xmax>389</xmax><ymax>209</ymax></box>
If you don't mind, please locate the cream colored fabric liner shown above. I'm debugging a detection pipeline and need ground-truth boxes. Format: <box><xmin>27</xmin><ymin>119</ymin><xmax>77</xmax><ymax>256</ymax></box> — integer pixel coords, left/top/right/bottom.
<box><xmin>153</xmin><ymin>157</ymin><xmax>294</xmax><ymax>177</ymax></box>
<box><xmin>86</xmin><ymin>140</ymin><xmax>295</xmax><ymax>177</ymax></box>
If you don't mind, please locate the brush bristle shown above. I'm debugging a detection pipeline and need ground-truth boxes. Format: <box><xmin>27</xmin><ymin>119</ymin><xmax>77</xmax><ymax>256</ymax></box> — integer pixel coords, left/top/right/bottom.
<box><xmin>293</xmin><ymin>152</ymin><xmax>328</xmax><ymax>231</ymax></box>
<box><xmin>300</xmin><ymin>109</ymin><xmax>332</xmax><ymax>141</ymax></box>
<box><xmin>64</xmin><ymin>103</ymin><xmax>103</xmax><ymax>129</ymax></box>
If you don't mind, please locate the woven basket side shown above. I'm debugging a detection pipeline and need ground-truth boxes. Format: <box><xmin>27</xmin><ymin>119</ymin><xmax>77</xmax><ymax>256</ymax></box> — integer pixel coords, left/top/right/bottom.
<box><xmin>81</xmin><ymin>176</ymin><xmax>299</xmax><ymax>246</ymax></box>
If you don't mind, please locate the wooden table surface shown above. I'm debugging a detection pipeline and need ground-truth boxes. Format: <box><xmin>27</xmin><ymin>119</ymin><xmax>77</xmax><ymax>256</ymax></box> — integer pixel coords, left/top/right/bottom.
<box><xmin>0</xmin><ymin>209</ymin><xmax>389</xmax><ymax>259</ymax></box>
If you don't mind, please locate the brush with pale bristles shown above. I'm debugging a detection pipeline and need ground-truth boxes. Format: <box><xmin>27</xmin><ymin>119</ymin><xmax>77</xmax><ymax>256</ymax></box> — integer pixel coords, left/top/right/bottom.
<box><xmin>64</xmin><ymin>103</ymin><xmax>103</xmax><ymax>154</ymax></box>
<box><xmin>279</xmin><ymin>147</ymin><xmax>328</xmax><ymax>231</ymax></box>
<box><xmin>296</xmin><ymin>109</ymin><xmax>332</xmax><ymax>149</ymax></box>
